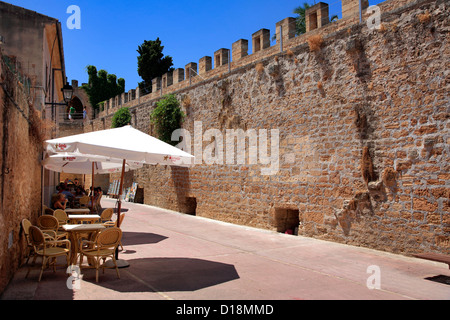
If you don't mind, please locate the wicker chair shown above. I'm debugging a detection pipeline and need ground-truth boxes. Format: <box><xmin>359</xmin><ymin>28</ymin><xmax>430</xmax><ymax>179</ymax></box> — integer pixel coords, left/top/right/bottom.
<box><xmin>38</xmin><ymin>215</ymin><xmax>68</xmax><ymax>240</ymax></box>
<box><xmin>25</xmin><ymin>226</ymin><xmax>71</xmax><ymax>282</ymax></box>
<box><xmin>79</xmin><ymin>227</ymin><xmax>122</xmax><ymax>282</ymax></box>
<box><xmin>21</xmin><ymin>219</ymin><xmax>36</xmax><ymax>265</ymax></box>
<box><xmin>43</xmin><ymin>205</ymin><xmax>54</xmax><ymax>216</ymax></box>
<box><xmin>79</xmin><ymin>195</ymin><xmax>89</xmax><ymax>208</ymax></box>
<box><xmin>53</xmin><ymin>209</ymin><xmax>68</xmax><ymax>226</ymax></box>
<box><xmin>104</xmin><ymin>214</ymin><xmax>125</xmax><ymax>251</ymax></box>
<box><xmin>99</xmin><ymin>208</ymin><xmax>113</xmax><ymax>223</ymax></box>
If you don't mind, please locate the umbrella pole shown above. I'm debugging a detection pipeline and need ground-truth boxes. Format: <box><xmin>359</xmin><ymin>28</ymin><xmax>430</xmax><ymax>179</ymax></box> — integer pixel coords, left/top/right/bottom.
<box><xmin>91</xmin><ymin>162</ymin><xmax>95</xmax><ymax>210</ymax></box>
<box><xmin>117</xmin><ymin>159</ymin><xmax>126</xmax><ymax>228</ymax></box>
<box><xmin>114</xmin><ymin>159</ymin><xmax>129</xmax><ymax>268</ymax></box>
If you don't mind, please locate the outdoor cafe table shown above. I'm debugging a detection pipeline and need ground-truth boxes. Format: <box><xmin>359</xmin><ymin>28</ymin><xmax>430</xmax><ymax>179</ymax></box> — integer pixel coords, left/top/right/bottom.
<box><xmin>68</xmin><ymin>214</ymin><xmax>101</xmax><ymax>224</ymax></box>
<box><xmin>61</xmin><ymin>224</ymin><xmax>106</xmax><ymax>265</ymax></box>
<box><xmin>65</xmin><ymin>208</ymin><xmax>90</xmax><ymax>214</ymax></box>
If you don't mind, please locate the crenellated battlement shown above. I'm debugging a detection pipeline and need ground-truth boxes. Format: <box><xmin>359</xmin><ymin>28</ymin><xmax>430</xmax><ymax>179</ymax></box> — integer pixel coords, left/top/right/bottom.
<box><xmin>93</xmin><ymin>0</ymin><xmax>415</xmax><ymax>118</ymax></box>
<box><xmin>82</xmin><ymin>0</ymin><xmax>450</xmax><ymax>256</ymax></box>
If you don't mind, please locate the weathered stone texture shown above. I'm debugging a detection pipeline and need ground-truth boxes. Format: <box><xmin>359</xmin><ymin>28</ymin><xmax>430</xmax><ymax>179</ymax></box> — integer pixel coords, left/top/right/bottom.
<box><xmin>89</xmin><ymin>0</ymin><xmax>449</xmax><ymax>256</ymax></box>
<box><xmin>0</xmin><ymin>58</ymin><xmax>42</xmax><ymax>292</ymax></box>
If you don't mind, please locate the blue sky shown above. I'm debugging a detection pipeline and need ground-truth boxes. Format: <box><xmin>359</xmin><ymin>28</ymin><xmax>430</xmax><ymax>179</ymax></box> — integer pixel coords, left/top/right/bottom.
<box><xmin>6</xmin><ymin>0</ymin><xmax>384</xmax><ymax>91</ymax></box>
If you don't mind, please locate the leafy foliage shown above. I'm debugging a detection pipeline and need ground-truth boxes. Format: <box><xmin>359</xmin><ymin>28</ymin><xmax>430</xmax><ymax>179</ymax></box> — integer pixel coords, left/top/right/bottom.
<box><xmin>294</xmin><ymin>2</ymin><xmax>311</xmax><ymax>35</ymax></box>
<box><xmin>82</xmin><ymin>65</ymin><xmax>125</xmax><ymax>111</ymax></box>
<box><xmin>137</xmin><ymin>38</ymin><xmax>174</xmax><ymax>95</ymax></box>
<box><xmin>112</xmin><ymin>107</ymin><xmax>132</xmax><ymax>128</ymax></box>
<box><xmin>150</xmin><ymin>94</ymin><xmax>185</xmax><ymax>145</ymax></box>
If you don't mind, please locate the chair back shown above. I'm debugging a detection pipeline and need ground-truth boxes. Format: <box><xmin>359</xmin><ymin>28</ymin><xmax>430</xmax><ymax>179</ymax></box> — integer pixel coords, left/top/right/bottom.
<box><xmin>53</xmin><ymin>210</ymin><xmax>68</xmax><ymax>224</ymax></box>
<box><xmin>22</xmin><ymin>219</ymin><xmax>32</xmax><ymax>236</ymax></box>
<box><xmin>96</xmin><ymin>227</ymin><xmax>122</xmax><ymax>249</ymax></box>
<box><xmin>79</xmin><ymin>196</ymin><xmax>89</xmax><ymax>206</ymax></box>
<box><xmin>22</xmin><ymin>219</ymin><xmax>33</xmax><ymax>245</ymax></box>
<box><xmin>100</xmin><ymin>208</ymin><xmax>113</xmax><ymax>222</ymax></box>
<box><xmin>38</xmin><ymin>215</ymin><xmax>59</xmax><ymax>231</ymax></box>
<box><xmin>44</xmin><ymin>207</ymin><xmax>54</xmax><ymax>215</ymax></box>
<box><xmin>28</xmin><ymin>226</ymin><xmax>45</xmax><ymax>247</ymax></box>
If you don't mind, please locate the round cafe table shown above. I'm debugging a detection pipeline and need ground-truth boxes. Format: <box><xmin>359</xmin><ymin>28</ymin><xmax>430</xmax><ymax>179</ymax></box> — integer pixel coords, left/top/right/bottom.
<box><xmin>68</xmin><ymin>214</ymin><xmax>101</xmax><ymax>224</ymax></box>
<box><xmin>65</xmin><ymin>208</ymin><xmax>91</xmax><ymax>215</ymax></box>
<box><xmin>61</xmin><ymin>223</ymin><xmax>106</xmax><ymax>265</ymax></box>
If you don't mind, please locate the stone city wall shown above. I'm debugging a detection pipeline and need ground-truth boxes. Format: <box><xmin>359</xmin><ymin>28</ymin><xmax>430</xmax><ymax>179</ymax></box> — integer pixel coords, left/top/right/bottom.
<box><xmin>0</xmin><ymin>55</ymin><xmax>43</xmax><ymax>294</ymax></box>
<box><xmin>87</xmin><ymin>0</ymin><xmax>449</xmax><ymax>256</ymax></box>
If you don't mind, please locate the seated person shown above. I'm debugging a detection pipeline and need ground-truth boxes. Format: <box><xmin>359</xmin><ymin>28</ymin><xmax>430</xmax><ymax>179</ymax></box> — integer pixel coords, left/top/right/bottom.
<box><xmin>74</xmin><ymin>186</ymin><xmax>86</xmax><ymax>197</ymax></box>
<box><xmin>59</xmin><ymin>183</ymin><xmax>74</xmax><ymax>198</ymax></box>
<box><xmin>53</xmin><ymin>193</ymin><xmax>68</xmax><ymax>210</ymax></box>
<box><xmin>96</xmin><ymin>187</ymin><xmax>103</xmax><ymax>211</ymax></box>
<box><xmin>88</xmin><ymin>188</ymin><xmax>99</xmax><ymax>207</ymax></box>
<box><xmin>58</xmin><ymin>183</ymin><xmax>74</xmax><ymax>207</ymax></box>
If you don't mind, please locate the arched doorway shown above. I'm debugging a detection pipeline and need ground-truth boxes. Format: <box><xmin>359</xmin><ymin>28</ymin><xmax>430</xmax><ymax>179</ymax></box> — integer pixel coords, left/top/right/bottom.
<box><xmin>68</xmin><ymin>96</ymin><xmax>83</xmax><ymax>120</ymax></box>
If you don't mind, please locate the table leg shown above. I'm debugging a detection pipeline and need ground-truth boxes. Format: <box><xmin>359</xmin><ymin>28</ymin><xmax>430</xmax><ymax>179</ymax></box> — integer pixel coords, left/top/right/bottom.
<box><xmin>68</xmin><ymin>232</ymin><xmax>79</xmax><ymax>266</ymax></box>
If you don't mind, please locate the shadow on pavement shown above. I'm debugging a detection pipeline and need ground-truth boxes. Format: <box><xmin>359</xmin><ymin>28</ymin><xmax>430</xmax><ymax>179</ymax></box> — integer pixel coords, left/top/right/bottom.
<box><xmin>121</xmin><ymin>231</ymin><xmax>168</xmax><ymax>246</ymax></box>
<box><xmin>1</xmin><ymin>263</ymin><xmax>75</xmax><ymax>300</ymax></box>
<box><xmin>97</xmin><ymin>257</ymin><xmax>240</xmax><ymax>293</ymax></box>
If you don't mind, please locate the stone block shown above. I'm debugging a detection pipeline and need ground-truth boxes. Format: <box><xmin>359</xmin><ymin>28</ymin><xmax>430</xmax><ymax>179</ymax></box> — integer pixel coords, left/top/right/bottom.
<box><xmin>128</xmin><ymin>89</ymin><xmax>136</xmax><ymax>101</ymax></box>
<box><xmin>214</xmin><ymin>48</ymin><xmax>230</xmax><ymax>68</ymax></box>
<box><xmin>185</xmin><ymin>62</ymin><xmax>198</xmax><ymax>80</ymax></box>
<box><xmin>252</xmin><ymin>29</ymin><xmax>270</xmax><ymax>53</ymax></box>
<box><xmin>135</xmin><ymin>87</ymin><xmax>141</xmax><ymax>99</ymax></box>
<box><xmin>173</xmin><ymin>68</ymin><xmax>184</xmax><ymax>83</ymax></box>
<box><xmin>232</xmin><ymin>39</ymin><xmax>248</xmax><ymax>61</ymax></box>
<box><xmin>342</xmin><ymin>0</ymin><xmax>368</xmax><ymax>20</ymax></box>
<box><xmin>305</xmin><ymin>2</ymin><xmax>329</xmax><ymax>33</ymax></box>
<box><xmin>275</xmin><ymin>17</ymin><xmax>296</xmax><ymax>45</ymax></box>
<box><xmin>162</xmin><ymin>71</ymin><xmax>173</xmax><ymax>88</ymax></box>
<box><xmin>152</xmin><ymin>77</ymin><xmax>161</xmax><ymax>92</ymax></box>
<box><xmin>199</xmin><ymin>56</ymin><xmax>212</xmax><ymax>74</ymax></box>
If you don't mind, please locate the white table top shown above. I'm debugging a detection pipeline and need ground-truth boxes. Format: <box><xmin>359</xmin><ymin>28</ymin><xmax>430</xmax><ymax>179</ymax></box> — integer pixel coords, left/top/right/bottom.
<box><xmin>68</xmin><ymin>215</ymin><xmax>100</xmax><ymax>219</ymax></box>
<box><xmin>62</xmin><ymin>224</ymin><xmax>105</xmax><ymax>232</ymax></box>
<box><xmin>65</xmin><ymin>208</ymin><xmax>91</xmax><ymax>214</ymax></box>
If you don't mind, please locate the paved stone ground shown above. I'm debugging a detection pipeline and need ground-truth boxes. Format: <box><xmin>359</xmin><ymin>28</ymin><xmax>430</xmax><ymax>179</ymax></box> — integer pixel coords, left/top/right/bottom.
<box><xmin>1</xmin><ymin>198</ymin><xmax>449</xmax><ymax>301</ymax></box>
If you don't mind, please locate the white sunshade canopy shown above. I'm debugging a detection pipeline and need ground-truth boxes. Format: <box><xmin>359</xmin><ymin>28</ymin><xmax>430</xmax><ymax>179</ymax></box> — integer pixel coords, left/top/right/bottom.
<box><xmin>44</xmin><ymin>125</ymin><xmax>194</xmax><ymax>167</ymax></box>
<box><xmin>42</xmin><ymin>152</ymin><xmax>144</xmax><ymax>174</ymax></box>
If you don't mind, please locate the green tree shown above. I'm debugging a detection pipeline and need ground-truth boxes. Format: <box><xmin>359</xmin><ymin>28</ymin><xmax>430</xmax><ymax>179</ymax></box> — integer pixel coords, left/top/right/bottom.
<box><xmin>294</xmin><ymin>2</ymin><xmax>311</xmax><ymax>35</ymax></box>
<box><xmin>112</xmin><ymin>107</ymin><xmax>131</xmax><ymax>128</ymax></box>
<box><xmin>150</xmin><ymin>94</ymin><xmax>185</xmax><ymax>145</ymax></box>
<box><xmin>137</xmin><ymin>38</ymin><xmax>174</xmax><ymax>95</ymax></box>
<box><xmin>82</xmin><ymin>65</ymin><xmax>125</xmax><ymax>111</ymax></box>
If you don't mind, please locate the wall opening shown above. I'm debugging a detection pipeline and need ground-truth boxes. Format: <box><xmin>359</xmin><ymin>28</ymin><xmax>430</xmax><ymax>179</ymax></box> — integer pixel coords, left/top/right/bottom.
<box><xmin>273</xmin><ymin>208</ymin><xmax>300</xmax><ymax>235</ymax></box>
<box><xmin>309</xmin><ymin>12</ymin><xmax>318</xmax><ymax>31</ymax></box>
<box><xmin>184</xmin><ymin>197</ymin><xmax>197</xmax><ymax>216</ymax></box>
<box><xmin>254</xmin><ymin>36</ymin><xmax>261</xmax><ymax>52</ymax></box>
<box><xmin>69</xmin><ymin>96</ymin><xmax>83</xmax><ymax>120</ymax></box>
<box><xmin>215</xmin><ymin>54</ymin><xmax>221</xmax><ymax>67</ymax></box>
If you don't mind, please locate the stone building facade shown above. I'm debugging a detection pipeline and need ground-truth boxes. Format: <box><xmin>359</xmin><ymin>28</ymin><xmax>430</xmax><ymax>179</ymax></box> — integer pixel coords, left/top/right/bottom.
<box><xmin>0</xmin><ymin>2</ymin><xmax>67</xmax><ymax>294</ymax></box>
<box><xmin>89</xmin><ymin>0</ymin><xmax>448</xmax><ymax>256</ymax></box>
<box><xmin>0</xmin><ymin>55</ymin><xmax>46</xmax><ymax>294</ymax></box>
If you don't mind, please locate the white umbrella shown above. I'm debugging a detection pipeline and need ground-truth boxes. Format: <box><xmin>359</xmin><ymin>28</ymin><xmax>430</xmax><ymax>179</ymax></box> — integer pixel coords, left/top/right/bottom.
<box><xmin>42</xmin><ymin>152</ymin><xmax>144</xmax><ymax>212</ymax></box>
<box><xmin>44</xmin><ymin>125</ymin><xmax>195</xmax><ymax>267</ymax></box>
<box><xmin>42</xmin><ymin>152</ymin><xmax>144</xmax><ymax>174</ymax></box>
<box><xmin>45</xmin><ymin>125</ymin><xmax>193</xmax><ymax>167</ymax></box>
